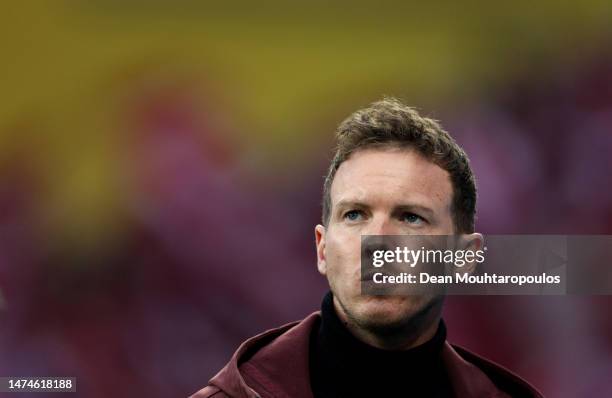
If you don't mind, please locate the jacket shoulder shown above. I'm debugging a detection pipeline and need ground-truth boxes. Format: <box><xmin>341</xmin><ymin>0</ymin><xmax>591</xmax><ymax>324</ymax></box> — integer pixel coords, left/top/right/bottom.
<box><xmin>189</xmin><ymin>385</ymin><xmax>229</xmax><ymax>398</ymax></box>
<box><xmin>190</xmin><ymin>313</ymin><xmax>320</xmax><ymax>398</ymax></box>
<box><xmin>451</xmin><ymin>344</ymin><xmax>544</xmax><ymax>398</ymax></box>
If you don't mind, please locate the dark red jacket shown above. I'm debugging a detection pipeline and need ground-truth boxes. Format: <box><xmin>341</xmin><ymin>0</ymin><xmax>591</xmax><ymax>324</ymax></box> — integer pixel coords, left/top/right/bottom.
<box><xmin>190</xmin><ymin>312</ymin><xmax>543</xmax><ymax>398</ymax></box>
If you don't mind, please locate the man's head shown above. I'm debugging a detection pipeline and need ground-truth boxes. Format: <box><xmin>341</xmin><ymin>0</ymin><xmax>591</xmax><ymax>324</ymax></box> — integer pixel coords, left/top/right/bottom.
<box><xmin>322</xmin><ymin>98</ymin><xmax>476</xmax><ymax>233</ymax></box>
<box><xmin>315</xmin><ymin>98</ymin><xmax>478</xmax><ymax>346</ymax></box>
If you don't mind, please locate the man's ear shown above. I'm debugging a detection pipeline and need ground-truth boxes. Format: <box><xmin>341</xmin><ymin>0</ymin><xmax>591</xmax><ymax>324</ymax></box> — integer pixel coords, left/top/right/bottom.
<box><xmin>315</xmin><ymin>224</ymin><xmax>327</xmax><ymax>275</ymax></box>
<box><xmin>459</xmin><ymin>232</ymin><xmax>484</xmax><ymax>275</ymax></box>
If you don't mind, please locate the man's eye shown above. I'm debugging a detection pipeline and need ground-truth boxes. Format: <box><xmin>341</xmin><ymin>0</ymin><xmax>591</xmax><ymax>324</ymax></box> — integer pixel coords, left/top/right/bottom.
<box><xmin>344</xmin><ymin>210</ymin><xmax>363</xmax><ymax>221</ymax></box>
<box><xmin>402</xmin><ymin>213</ymin><xmax>424</xmax><ymax>224</ymax></box>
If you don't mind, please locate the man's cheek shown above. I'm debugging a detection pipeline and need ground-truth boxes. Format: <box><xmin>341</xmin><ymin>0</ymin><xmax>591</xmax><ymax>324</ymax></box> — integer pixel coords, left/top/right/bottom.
<box><xmin>326</xmin><ymin>252</ymin><xmax>349</xmax><ymax>282</ymax></box>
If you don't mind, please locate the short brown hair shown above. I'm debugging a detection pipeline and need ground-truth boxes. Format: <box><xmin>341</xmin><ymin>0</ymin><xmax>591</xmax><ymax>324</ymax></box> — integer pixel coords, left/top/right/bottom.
<box><xmin>322</xmin><ymin>98</ymin><xmax>476</xmax><ymax>233</ymax></box>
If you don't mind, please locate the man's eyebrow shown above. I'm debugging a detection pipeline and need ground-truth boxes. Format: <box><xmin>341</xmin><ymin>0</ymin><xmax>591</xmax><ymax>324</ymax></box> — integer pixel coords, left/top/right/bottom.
<box><xmin>394</xmin><ymin>204</ymin><xmax>435</xmax><ymax>218</ymax></box>
<box><xmin>334</xmin><ymin>200</ymin><xmax>369</xmax><ymax>211</ymax></box>
<box><xmin>334</xmin><ymin>200</ymin><xmax>435</xmax><ymax>217</ymax></box>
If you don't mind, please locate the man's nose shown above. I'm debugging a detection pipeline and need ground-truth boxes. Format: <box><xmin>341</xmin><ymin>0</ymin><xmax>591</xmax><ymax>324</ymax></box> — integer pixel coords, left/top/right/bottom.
<box><xmin>367</xmin><ymin>216</ymin><xmax>397</xmax><ymax>236</ymax></box>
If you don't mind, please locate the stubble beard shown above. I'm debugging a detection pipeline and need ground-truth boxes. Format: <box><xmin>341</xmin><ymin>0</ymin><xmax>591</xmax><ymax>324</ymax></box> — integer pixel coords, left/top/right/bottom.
<box><xmin>335</xmin><ymin>292</ymin><xmax>445</xmax><ymax>343</ymax></box>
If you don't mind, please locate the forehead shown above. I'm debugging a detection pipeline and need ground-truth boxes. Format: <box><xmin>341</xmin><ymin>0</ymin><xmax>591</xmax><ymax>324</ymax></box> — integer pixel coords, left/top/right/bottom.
<box><xmin>330</xmin><ymin>147</ymin><xmax>453</xmax><ymax>210</ymax></box>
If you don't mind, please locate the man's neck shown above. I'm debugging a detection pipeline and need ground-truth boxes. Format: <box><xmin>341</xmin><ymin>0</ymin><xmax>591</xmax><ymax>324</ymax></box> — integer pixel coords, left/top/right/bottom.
<box><xmin>309</xmin><ymin>292</ymin><xmax>452</xmax><ymax>397</ymax></box>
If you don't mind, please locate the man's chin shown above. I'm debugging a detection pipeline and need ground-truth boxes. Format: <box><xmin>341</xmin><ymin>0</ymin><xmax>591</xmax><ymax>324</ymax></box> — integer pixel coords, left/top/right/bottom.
<box><xmin>351</xmin><ymin>295</ymin><xmax>432</xmax><ymax>330</ymax></box>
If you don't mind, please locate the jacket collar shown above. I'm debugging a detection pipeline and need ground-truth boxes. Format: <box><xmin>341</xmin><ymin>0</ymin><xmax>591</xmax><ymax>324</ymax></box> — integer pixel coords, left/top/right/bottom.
<box><xmin>208</xmin><ymin>311</ymin><xmax>542</xmax><ymax>398</ymax></box>
<box><xmin>208</xmin><ymin>313</ymin><xmax>318</xmax><ymax>398</ymax></box>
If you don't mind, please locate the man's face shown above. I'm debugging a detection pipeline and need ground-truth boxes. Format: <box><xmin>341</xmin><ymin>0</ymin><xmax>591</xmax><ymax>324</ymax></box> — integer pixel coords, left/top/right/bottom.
<box><xmin>315</xmin><ymin>147</ymin><xmax>455</xmax><ymax>332</ymax></box>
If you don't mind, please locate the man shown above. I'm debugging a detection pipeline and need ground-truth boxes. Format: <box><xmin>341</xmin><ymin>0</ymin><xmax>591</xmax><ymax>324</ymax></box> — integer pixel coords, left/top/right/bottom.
<box><xmin>191</xmin><ymin>99</ymin><xmax>543</xmax><ymax>397</ymax></box>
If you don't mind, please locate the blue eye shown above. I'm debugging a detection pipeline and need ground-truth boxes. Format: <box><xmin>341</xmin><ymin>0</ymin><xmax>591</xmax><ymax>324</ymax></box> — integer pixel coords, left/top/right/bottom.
<box><xmin>344</xmin><ymin>210</ymin><xmax>362</xmax><ymax>221</ymax></box>
<box><xmin>403</xmin><ymin>213</ymin><xmax>423</xmax><ymax>224</ymax></box>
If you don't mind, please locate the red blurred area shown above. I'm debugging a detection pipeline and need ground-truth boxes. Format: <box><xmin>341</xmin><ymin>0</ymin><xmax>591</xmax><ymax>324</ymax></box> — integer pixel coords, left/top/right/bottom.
<box><xmin>1</xmin><ymin>45</ymin><xmax>611</xmax><ymax>398</ymax></box>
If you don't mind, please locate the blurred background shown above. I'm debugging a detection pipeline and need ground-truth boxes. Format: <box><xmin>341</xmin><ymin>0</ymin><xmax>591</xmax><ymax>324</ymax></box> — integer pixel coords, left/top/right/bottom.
<box><xmin>1</xmin><ymin>2</ymin><xmax>611</xmax><ymax>397</ymax></box>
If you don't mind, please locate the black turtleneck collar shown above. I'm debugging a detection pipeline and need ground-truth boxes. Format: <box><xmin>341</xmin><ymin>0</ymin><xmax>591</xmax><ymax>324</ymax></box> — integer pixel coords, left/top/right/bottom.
<box><xmin>309</xmin><ymin>291</ymin><xmax>453</xmax><ymax>397</ymax></box>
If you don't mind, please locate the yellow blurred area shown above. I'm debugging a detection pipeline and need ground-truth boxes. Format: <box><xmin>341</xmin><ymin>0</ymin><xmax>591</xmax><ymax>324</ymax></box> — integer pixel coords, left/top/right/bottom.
<box><xmin>1</xmin><ymin>1</ymin><xmax>610</xmax><ymax>249</ymax></box>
